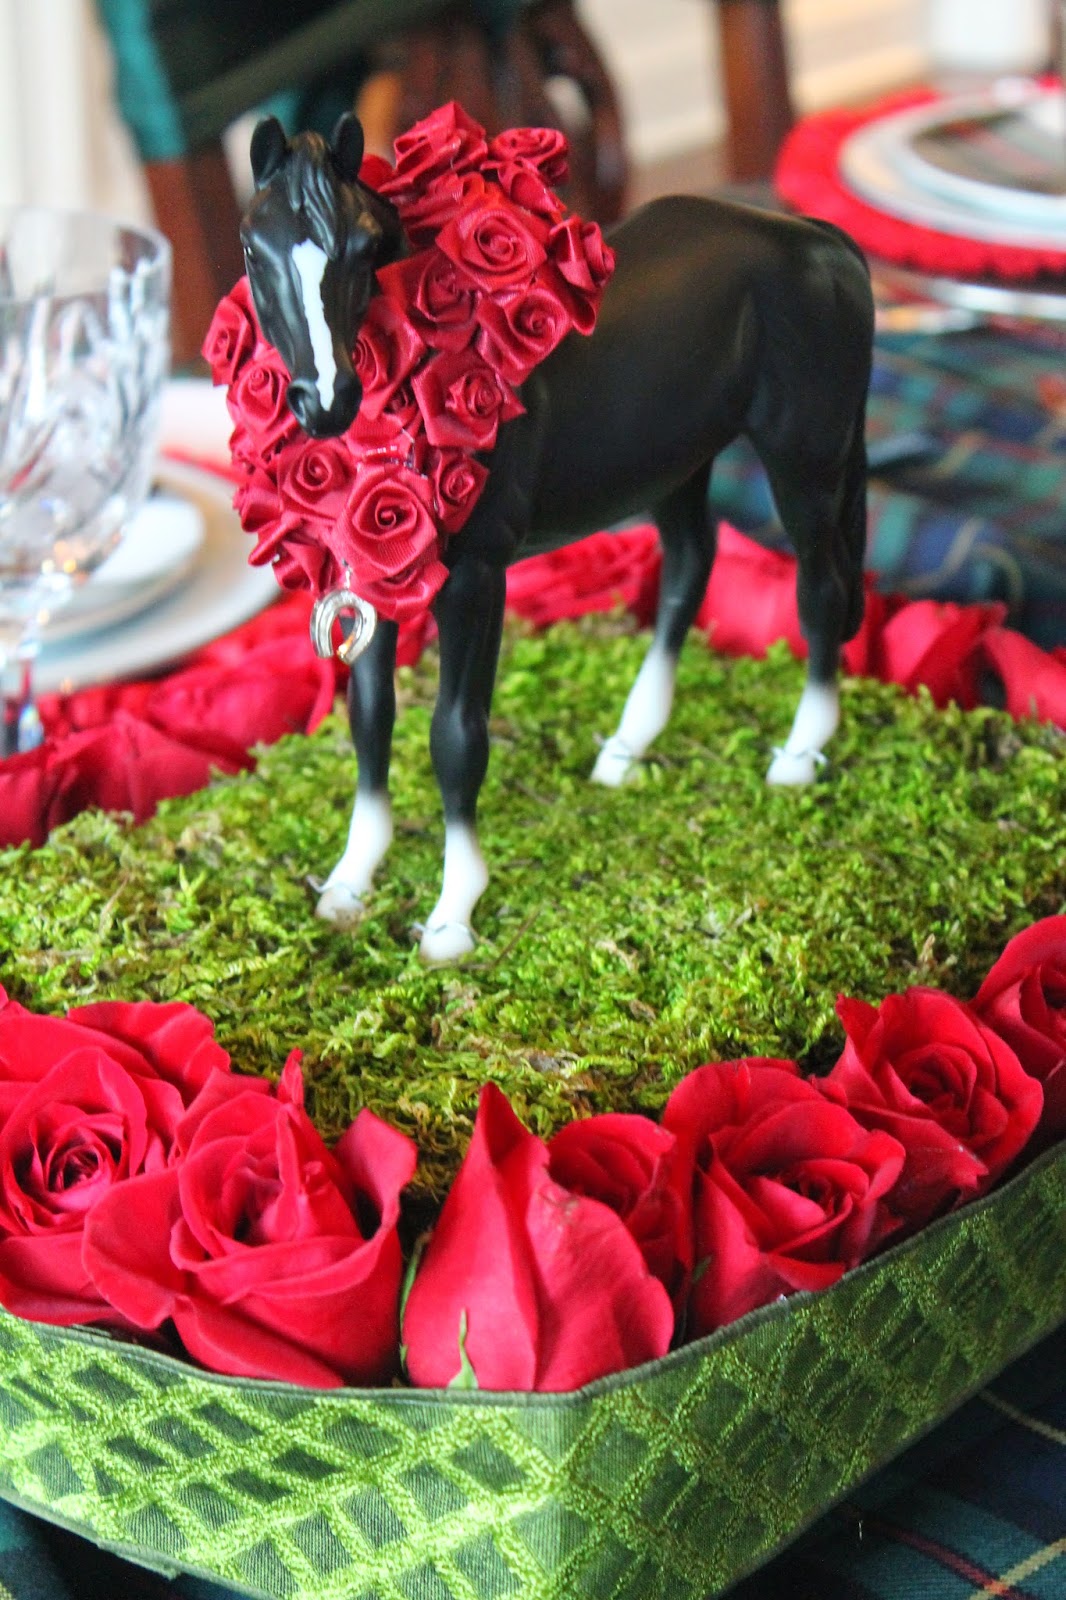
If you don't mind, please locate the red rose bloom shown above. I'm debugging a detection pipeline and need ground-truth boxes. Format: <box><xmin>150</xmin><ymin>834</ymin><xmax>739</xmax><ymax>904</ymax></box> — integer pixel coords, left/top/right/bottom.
<box><xmin>353</xmin><ymin>296</ymin><xmax>426</xmax><ymax>419</ymax></box>
<box><xmin>395</xmin><ymin>172</ymin><xmax>491</xmax><ymax>249</ymax></box>
<box><xmin>335</xmin><ymin>460</ymin><xmax>448</xmax><ymax>621</ymax></box>
<box><xmin>377</xmin><ymin>249</ymin><xmax>480</xmax><ymax>353</ymax></box>
<box><xmin>83</xmin><ymin>1056</ymin><xmax>418</xmax><ymax>1387</ymax></box>
<box><xmin>0</xmin><ymin>989</ymin><xmax>233</xmax><ymax>1325</ymax></box>
<box><xmin>483</xmin><ymin>128</ymin><xmax>569</xmax><ymax>220</ymax></box>
<box><xmin>230</xmin><ymin>348</ymin><xmax>299</xmax><ymax>455</ymax></box>
<box><xmin>380</xmin><ymin>102</ymin><xmax>488</xmax><ymax>201</ymax></box>
<box><xmin>486</xmin><ymin>126</ymin><xmax>569</xmax><ymax>182</ymax></box>
<box><xmin>137</xmin><ymin>639</ymin><xmax>337</xmax><ymax>756</ymax></box>
<box><xmin>275</xmin><ymin>436</ymin><xmax>355</xmax><ymax>532</ymax></box>
<box><xmin>412</xmin><ymin>347</ymin><xmax>524</xmax><ymax>452</ymax></box>
<box><xmin>547</xmin><ymin>1111</ymin><xmax>693</xmax><ymax>1313</ymax></box>
<box><xmin>828</xmin><ymin>989</ymin><xmax>1043</xmax><ymax>1223</ymax></box>
<box><xmin>664</xmin><ymin>1060</ymin><xmax>905</xmax><ymax>1334</ymax></box>
<box><xmin>488</xmin><ymin>163</ymin><xmax>568</xmax><ymax>221</ymax></box>
<box><xmin>436</xmin><ymin>190</ymin><xmax>548</xmax><ymax>294</ymax></box>
<box><xmin>973</xmin><ymin>917</ymin><xmax>1066</xmax><ymax>1148</ymax></box>
<box><xmin>235</xmin><ymin>469</ymin><xmax>333</xmax><ymax>591</ymax></box>
<box><xmin>874</xmin><ymin>600</ymin><xmax>1007</xmax><ymax>710</ymax></box>
<box><xmin>981</xmin><ymin>629</ymin><xmax>1066</xmax><ymax>728</ymax></box>
<box><xmin>202</xmin><ymin>278</ymin><xmax>257</xmax><ymax>386</ymax></box>
<box><xmin>426</xmin><ymin>447</ymin><xmax>489</xmax><ymax>535</ymax></box>
<box><xmin>476</xmin><ymin>278</ymin><xmax>572</xmax><ymax>385</ymax></box>
<box><xmin>403</xmin><ymin>1084</ymin><xmax>676</xmax><ymax>1391</ymax></box>
<box><xmin>506</xmin><ymin>524</ymin><xmax>662</xmax><ymax>629</ymax></box>
<box><xmin>546</xmin><ymin>216</ymin><xmax>615</xmax><ymax>332</ymax></box>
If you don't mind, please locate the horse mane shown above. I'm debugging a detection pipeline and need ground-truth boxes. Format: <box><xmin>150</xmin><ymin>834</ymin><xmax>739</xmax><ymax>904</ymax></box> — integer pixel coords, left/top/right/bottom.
<box><xmin>283</xmin><ymin>132</ymin><xmax>404</xmax><ymax>267</ymax></box>
<box><xmin>285</xmin><ymin>135</ymin><xmax>344</xmax><ymax>258</ymax></box>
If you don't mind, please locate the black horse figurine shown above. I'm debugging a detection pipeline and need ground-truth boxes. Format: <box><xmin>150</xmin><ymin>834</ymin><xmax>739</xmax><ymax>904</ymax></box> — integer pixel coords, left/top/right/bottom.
<box><xmin>239</xmin><ymin>113</ymin><xmax>874</xmax><ymax>962</ymax></box>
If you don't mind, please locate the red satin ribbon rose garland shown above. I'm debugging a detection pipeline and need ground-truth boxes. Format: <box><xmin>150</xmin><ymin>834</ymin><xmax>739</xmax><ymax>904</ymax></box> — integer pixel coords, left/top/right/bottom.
<box><xmin>203</xmin><ymin>104</ymin><xmax>615</xmax><ymax>622</ymax></box>
<box><xmin>0</xmin><ymin>914</ymin><xmax>1062</xmax><ymax>1389</ymax></box>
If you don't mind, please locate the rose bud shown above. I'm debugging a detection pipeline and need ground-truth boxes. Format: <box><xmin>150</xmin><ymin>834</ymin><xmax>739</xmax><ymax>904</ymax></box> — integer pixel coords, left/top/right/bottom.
<box><xmin>973</xmin><ymin>916</ymin><xmax>1066</xmax><ymax>1148</ymax></box>
<box><xmin>0</xmin><ymin>989</ymin><xmax>237</xmax><ymax>1326</ymax></box>
<box><xmin>828</xmin><ymin>988</ymin><xmax>1043</xmax><ymax>1223</ymax></box>
<box><xmin>402</xmin><ymin>1084</ymin><xmax>677</xmax><ymax>1391</ymax></box>
<box><xmin>664</xmin><ymin>1059</ymin><xmax>906</xmax><ymax>1334</ymax></box>
<box><xmin>83</xmin><ymin>1055</ymin><xmax>417</xmax><ymax>1388</ymax></box>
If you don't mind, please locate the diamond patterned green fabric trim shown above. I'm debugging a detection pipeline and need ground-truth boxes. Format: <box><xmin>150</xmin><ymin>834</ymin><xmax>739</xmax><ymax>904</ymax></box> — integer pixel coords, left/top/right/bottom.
<box><xmin>0</xmin><ymin>1143</ymin><xmax>1062</xmax><ymax>1600</ymax></box>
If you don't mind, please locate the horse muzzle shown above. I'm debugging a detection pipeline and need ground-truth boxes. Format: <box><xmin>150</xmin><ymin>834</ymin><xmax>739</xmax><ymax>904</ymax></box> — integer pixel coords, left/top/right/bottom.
<box><xmin>286</xmin><ymin>372</ymin><xmax>362</xmax><ymax>438</ymax></box>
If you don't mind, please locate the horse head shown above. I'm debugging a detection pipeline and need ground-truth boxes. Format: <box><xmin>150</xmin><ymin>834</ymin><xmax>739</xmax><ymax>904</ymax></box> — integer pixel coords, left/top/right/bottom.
<box><xmin>240</xmin><ymin>113</ymin><xmax>402</xmax><ymax>438</ymax></box>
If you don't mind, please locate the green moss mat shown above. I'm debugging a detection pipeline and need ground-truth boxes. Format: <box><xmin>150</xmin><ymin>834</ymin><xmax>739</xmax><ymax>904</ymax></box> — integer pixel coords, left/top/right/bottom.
<box><xmin>2</xmin><ymin>617</ymin><xmax>1064</xmax><ymax>1199</ymax></box>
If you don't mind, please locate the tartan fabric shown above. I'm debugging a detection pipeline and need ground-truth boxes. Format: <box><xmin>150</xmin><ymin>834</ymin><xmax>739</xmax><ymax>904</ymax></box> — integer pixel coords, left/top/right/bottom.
<box><xmin>734</xmin><ymin>1323</ymin><xmax>1066</xmax><ymax>1600</ymax></box>
<box><xmin>711</xmin><ymin>324</ymin><xmax>1066</xmax><ymax>651</ymax></box>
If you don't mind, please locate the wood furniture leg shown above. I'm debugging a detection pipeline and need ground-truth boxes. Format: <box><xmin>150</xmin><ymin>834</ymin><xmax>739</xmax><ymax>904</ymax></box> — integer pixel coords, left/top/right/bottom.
<box><xmin>713</xmin><ymin>0</ymin><xmax>794</xmax><ymax>183</ymax></box>
<box><xmin>144</xmin><ymin>144</ymin><xmax>246</xmax><ymax>368</ymax></box>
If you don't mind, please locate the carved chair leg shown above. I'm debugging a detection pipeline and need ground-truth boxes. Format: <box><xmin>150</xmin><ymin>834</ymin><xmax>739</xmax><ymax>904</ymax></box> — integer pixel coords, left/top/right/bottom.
<box><xmin>712</xmin><ymin>0</ymin><xmax>795</xmax><ymax>183</ymax></box>
<box><xmin>144</xmin><ymin>144</ymin><xmax>245</xmax><ymax>369</ymax></box>
<box><xmin>522</xmin><ymin>0</ymin><xmax>629</xmax><ymax>222</ymax></box>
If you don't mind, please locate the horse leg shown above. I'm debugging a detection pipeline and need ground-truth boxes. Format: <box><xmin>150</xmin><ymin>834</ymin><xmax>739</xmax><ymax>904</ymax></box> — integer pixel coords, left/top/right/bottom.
<box><xmin>592</xmin><ymin>465</ymin><xmax>717</xmax><ymax>786</ymax></box>
<box><xmin>762</xmin><ymin>432</ymin><xmax>866</xmax><ymax>785</ymax></box>
<box><xmin>421</xmin><ymin>555</ymin><xmax>507</xmax><ymax>963</ymax></box>
<box><xmin>316</xmin><ymin>618</ymin><xmax>399</xmax><ymax>925</ymax></box>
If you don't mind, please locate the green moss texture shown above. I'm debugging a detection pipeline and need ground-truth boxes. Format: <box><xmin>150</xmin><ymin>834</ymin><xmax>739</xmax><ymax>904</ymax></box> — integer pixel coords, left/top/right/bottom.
<box><xmin>2</xmin><ymin>617</ymin><xmax>1064</xmax><ymax>1199</ymax></box>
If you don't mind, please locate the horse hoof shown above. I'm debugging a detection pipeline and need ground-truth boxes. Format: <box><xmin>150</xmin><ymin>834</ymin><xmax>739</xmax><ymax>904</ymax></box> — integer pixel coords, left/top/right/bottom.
<box><xmin>315</xmin><ymin>881</ymin><xmax>367</xmax><ymax>928</ymax></box>
<box><xmin>591</xmin><ymin>737</ymin><xmax>636</xmax><ymax>788</ymax></box>
<box><xmin>767</xmin><ymin>747</ymin><xmax>819</xmax><ymax>786</ymax></box>
<box><xmin>419</xmin><ymin>920</ymin><xmax>476</xmax><ymax>964</ymax></box>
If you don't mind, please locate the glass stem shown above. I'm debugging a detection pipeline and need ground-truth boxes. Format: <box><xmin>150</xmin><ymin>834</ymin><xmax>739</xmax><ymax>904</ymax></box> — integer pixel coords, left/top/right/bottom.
<box><xmin>0</xmin><ymin>631</ymin><xmax>44</xmax><ymax>757</ymax></box>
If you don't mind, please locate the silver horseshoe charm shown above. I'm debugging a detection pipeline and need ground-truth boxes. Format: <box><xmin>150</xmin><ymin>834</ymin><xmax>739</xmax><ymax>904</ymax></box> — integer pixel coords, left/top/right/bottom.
<box><xmin>309</xmin><ymin>588</ymin><xmax>378</xmax><ymax>666</ymax></box>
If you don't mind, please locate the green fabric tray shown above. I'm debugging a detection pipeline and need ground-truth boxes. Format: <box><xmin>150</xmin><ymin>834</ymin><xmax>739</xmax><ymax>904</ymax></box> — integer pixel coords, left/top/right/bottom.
<box><xmin>0</xmin><ymin>1141</ymin><xmax>1062</xmax><ymax>1600</ymax></box>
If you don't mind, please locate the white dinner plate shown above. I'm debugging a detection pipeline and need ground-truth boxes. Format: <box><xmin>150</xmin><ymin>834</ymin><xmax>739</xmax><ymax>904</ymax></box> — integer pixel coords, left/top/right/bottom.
<box><xmin>42</xmin><ymin>493</ymin><xmax>205</xmax><ymax>644</ymax></box>
<box><xmin>33</xmin><ymin>459</ymin><xmax>279</xmax><ymax>694</ymax></box>
<box><xmin>839</xmin><ymin>83</ymin><xmax>1066</xmax><ymax>249</ymax></box>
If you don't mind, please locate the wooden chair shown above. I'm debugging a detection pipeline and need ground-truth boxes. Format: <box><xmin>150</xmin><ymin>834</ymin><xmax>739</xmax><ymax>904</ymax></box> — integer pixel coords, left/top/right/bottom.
<box><xmin>93</xmin><ymin>0</ymin><xmax>627</xmax><ymax>365</ymax></box>
<box><xmin>711</xmin><ymin>0</ymin><xmax>795</xmax><ymax>182</ymax></box>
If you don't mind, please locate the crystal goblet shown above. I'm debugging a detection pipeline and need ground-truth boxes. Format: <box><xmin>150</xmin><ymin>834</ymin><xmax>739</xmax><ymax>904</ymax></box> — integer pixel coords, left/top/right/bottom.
<box><xmin>0</xmin><ymin>207</ymin><xmax>171</xmax><ymax>754</ymax></box>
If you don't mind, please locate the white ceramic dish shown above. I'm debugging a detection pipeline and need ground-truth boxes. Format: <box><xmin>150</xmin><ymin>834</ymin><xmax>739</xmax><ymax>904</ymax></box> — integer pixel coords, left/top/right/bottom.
<box><xmin>41</xmin><ymin>493</ymin><xmax>205</xmax><ymax>644</ymax></box>
<box><xmin>33</xmin><ymin>459</ymin><xmax>278</xmax><ymax>694</ymax></box>
<box><xmin>840</xmin><ymin>84</ymin><xmax>1066</xmax><ymax>248</ymax></box>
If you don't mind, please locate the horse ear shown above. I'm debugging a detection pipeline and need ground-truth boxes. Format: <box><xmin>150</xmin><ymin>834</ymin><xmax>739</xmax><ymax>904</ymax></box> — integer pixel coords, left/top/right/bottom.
<box><xmin>332</xmin><ymin>113</ymin><xmax>365</xmax><ymax>184</ymax></box>
<box><xmin>250</xmin><ymin>117</ymin><xmax>288</xmax><ymax>188</ymax></box>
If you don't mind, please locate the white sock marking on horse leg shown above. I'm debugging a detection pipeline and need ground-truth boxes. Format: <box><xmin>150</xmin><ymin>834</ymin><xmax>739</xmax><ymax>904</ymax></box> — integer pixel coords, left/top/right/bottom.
<box><xmin>767</xmin><ymin>681</ymin><xmax>840</xmax><ymax>786</ymax></box>
<box><xmin>291</xmin><ymin>239</ymin><xmax>338</xmax><ymax>410</ymax></box>
<box><xmin>592</xmin><ymin>645</ymin><xmax>677</xmax><ymax>787</ymax></box>
<box><xmin>316</xmin><ymin>791</ymin><xmax>393</xmax><ymax>927</ymax></box>
<box><xmin>420</xmin><ymin>823</ymin><xmax>489</xmax><ymax>963</ymax></box>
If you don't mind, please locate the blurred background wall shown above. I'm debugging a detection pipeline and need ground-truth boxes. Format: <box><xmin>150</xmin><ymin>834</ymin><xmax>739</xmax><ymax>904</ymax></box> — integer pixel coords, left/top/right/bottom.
<box><xmin>0</xmin><ymin>0</ymin><xmax>932</xmax><ymax>220</ymax></box>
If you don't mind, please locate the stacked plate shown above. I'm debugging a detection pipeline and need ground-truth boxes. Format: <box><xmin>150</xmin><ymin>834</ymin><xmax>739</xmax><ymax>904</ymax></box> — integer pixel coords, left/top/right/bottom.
<box><xmin>840</xmin><ymin>80</ymin><xmax>1066</xmax><ymax>250</ymax></box>
<box><xmin>35</xmin><ymin>460</ymin><xmax>277</xmax><ymax>694</ymax></box>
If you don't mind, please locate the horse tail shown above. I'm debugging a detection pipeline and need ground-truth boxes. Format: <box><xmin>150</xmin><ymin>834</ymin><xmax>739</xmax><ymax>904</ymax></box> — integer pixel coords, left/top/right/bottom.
<box><xmin>838</xmin><ymin>404</ymin><xmax>869</xmax><ymax>642</ymax></box>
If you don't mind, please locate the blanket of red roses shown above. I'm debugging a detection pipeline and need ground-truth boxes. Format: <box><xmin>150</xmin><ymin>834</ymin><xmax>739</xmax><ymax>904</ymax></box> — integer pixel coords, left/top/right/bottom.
<box><xmin>207</xmin><ymin>103</ymin><xmax>614</xmax><ymax>620</ymax></box>
<box><xmin>0</xmin><ymin>915</ymin><xmax>1062</xmax><ymax>1392</ymax></box>
<box><xmin>3</xmin><ymin>505</ymin><xmax>1065</xmax><ymax>853</ymax></box>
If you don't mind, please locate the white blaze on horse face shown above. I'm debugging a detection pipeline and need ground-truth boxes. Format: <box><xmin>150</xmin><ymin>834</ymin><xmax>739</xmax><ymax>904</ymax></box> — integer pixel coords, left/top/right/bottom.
<box><xmin>291</xmin><ymin>239</ymin><xmax>338</xmax><ymax>410</ymax></box>
<box><xmin>592</xmin><ymin>644</ymin><xmax>677</xmax><ymax>787</ymax></box>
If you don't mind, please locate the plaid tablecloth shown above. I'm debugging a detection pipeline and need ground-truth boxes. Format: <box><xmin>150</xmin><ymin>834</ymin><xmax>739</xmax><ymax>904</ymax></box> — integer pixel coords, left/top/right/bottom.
<box><xmin>713</xmin><ymin>322</ymin><xmax>1066</xmax><ymax>651</ymax></box>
